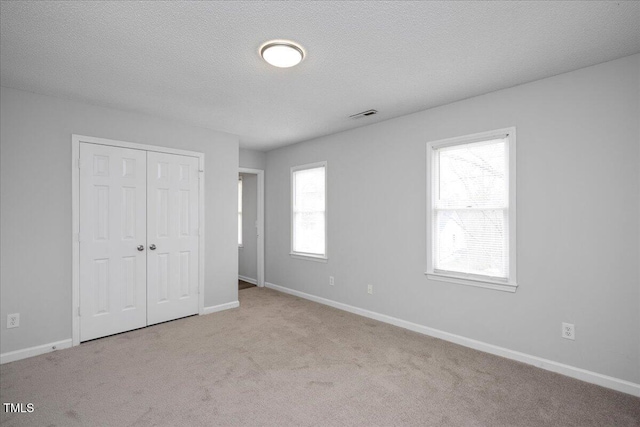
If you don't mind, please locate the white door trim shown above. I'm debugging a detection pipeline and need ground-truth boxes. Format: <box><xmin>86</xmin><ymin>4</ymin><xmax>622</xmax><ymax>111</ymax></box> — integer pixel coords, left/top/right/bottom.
<box><xmin>238</xmin><ymin>167</ymin><xmax>265</xmax><ymax>288</ymax></box>
<box><xmin>72</xmin><ymin>134</ymin><xmax>205</xmax><ymax>346</ymax></box>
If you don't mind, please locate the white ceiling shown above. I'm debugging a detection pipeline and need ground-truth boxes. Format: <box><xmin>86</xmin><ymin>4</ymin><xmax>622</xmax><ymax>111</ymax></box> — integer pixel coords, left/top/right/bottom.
<box><xmin>1</xmin><ymin>1</ymin><xmax>639</xmax><ymax>151</ymax></box>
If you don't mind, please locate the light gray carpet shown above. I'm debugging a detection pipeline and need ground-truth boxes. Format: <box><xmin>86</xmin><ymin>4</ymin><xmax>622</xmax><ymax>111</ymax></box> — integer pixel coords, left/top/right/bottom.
<box><xmin>1</xmin><ymin>287</ymin><xmax>639</xmax><ymax>426</ymax></box>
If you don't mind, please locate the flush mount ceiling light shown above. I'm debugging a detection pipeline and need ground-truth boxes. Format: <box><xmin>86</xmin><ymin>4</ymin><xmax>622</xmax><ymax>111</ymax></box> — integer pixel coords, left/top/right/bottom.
<box><xmin>260</xmin><ymin>41</ymin><xmax>304</xmax><ymax>68</ymax></box>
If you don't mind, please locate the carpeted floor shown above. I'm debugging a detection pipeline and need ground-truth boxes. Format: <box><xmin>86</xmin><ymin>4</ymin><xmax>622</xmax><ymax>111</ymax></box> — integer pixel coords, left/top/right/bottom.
<box><xmin>1</xmin><ymin>287</ymin><xmax>639</xmax><ymax>426</ymax></box>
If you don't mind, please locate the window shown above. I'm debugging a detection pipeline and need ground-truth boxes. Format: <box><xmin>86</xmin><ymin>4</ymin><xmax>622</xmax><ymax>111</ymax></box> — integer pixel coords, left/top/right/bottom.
<box><xmin>238</xmin><ymin>176</ymin><xmax>243</xmax><ymax>247</ymax></box>
<box><xmin>426</xmin><ymin>128</ymin><xmax>516</xmax><ymax>292</ymax></box>
<box><xmin>291</xmin><ymin>162</ymin><xmax>327</xmax><ymax>261</ymax></box>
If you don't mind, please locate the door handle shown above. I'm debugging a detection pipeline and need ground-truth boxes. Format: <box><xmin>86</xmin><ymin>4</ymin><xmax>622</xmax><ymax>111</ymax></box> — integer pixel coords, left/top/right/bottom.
<box><xmin>137</xmin><ymin>245</ymin><xmax>144</xmax><ymax>251</ymax></box>
<box><xmin>149</xmin><ymin>244</ymin><xmax>156</xmax><ymax>250</ymax></box>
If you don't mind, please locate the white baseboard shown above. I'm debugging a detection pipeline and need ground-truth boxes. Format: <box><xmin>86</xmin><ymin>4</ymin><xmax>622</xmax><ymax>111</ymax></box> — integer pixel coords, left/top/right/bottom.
<box><xmin>265</xmin><ymin>282</ymin><xmax>640</xmax><ymax>397</ymax></box>
<box><xmin>1</xmin><ymin>339</ymin><xmax>73</xmax><ymax>365</ymax></box>
<box><xmin>238</xmin><ymin>275</ymin><xmax>257</xmax><ymax>285</ymax></box>
<box><xmin>202</xmin><ymin>300</ymin><xmax>239</xmax><ymax>315</ymax></box>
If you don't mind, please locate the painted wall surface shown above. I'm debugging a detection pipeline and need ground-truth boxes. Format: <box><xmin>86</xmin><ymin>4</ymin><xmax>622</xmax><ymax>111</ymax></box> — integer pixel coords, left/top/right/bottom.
<box><xmin>238</xmin><ymin>173</ymin><xmax>258</xmax><ymax>281</ymax></box>
<box><xmin>239</xmin><ymin>148</ymin><xmax>266</xmax><ymax>170</ymax></box>
<box><xmin>265</xmin><ymin>55</ymin><xmax>640</xmax><ymax>383</ymax></box>
<box><xmin>0</xmin><ymin>87</ymin><xmax>240</xmax><ymax>354</ymax></box>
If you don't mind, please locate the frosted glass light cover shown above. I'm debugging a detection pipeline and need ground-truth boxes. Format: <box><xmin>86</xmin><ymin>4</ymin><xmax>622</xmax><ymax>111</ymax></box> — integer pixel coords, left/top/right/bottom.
<box><xmin>261</xmin><ymin>43</ymin><xmax>304</xmax><ymax>68</ymax></box>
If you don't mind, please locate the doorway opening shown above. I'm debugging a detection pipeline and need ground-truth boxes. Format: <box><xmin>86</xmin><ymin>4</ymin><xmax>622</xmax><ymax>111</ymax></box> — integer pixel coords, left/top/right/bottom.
<box><xmin>238</xmin><ymin>168</ymin><xmax>265</xmax><ymax>290</ymax></box>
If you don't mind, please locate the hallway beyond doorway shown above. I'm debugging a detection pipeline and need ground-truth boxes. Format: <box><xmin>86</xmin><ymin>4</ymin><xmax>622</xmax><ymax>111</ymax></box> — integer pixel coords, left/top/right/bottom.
<box><xmin>239</xmin><ymin>280</ymin><xmax>256</xmax><ymax>290</ymax></box>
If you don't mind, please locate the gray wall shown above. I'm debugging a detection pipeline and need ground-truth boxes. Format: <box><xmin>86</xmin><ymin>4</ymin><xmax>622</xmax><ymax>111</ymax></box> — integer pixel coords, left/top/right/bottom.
<box><xmin>265</xmin><ymin>55</ymin><xmax>640</xmax><ymax>383</ymax></box>
<box><xmin>238</xmin><ymin>173</ymin><xmax>258</xmax><ymax>281</ymax></box>
<box><xmin>0</xmin><ymin>86</ymin><xmax>240</xmax><ymax>354</ymax></box>
<box><xmin>239</xmin><ymin>148</ymin><xmax>266</xmax><ymax>170</ymax></box>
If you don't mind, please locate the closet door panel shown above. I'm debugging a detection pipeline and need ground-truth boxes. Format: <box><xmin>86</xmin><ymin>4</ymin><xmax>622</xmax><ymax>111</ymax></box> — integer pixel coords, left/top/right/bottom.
<box><xmin>147</xmin><ymin>152</ymin><xmax>199</xmax><ymax>325</ymax></box>
<box><xmin>79</xmin><ymin>143</ymin><xmax>147</xmax><ymax>341</ymax></box>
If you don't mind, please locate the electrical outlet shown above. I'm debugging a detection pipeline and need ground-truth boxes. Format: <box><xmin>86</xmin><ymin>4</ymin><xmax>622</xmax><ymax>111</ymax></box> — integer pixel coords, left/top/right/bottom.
<box><xmin>7</xmin><ymin>313</ymin><xmax>19</xmax><ymax>329</ymax></box>
<box><xmin>562</xmin><ymin>322</ymin><xmax>575</xmax><ymax>340</ymax></box>
<box><xmin>329</xmin><ymin>276</ymin><xmax>335</xmax><ymax>286</ymax></box>
<box><xmin>367</xmin><ymin>284</ymin><xmax>373</xmax><ymax>295</ymax></box>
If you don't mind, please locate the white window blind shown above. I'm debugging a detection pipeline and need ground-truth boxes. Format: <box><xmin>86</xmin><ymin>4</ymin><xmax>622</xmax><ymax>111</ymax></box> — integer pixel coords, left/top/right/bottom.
<box><xmin>292</xmin><ymin>163</ymin><xmax>326</xmax><ymax>257</ymax></box>
<box><xmin>427</xmin><ymin>128</ymin><xmax>516</xmax><ymax>291</ymax></box>
<box><xmin>238</xmin><ymin>176</ymin><xmax>243</xmax><ymax>246</ymax></box>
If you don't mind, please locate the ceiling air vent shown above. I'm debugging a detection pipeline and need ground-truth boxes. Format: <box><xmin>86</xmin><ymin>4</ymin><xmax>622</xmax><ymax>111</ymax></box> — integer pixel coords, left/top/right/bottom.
<box><xmin>349</xmin><ymin>109</ymin><xmax>378</xmax><ymax>119</ymax></box>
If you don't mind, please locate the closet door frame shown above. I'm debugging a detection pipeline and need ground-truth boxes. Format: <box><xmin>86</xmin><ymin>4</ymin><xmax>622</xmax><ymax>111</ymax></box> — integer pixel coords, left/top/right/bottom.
<box><xmin>71</xmin><ymin>134</ymin><xmax>205</xmax><ymax>347</ymax></box>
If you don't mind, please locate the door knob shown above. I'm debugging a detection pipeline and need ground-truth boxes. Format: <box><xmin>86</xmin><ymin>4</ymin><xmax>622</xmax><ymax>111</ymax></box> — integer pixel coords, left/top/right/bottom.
<box><xmin>137</xmin><ymin>245</ymin><xmax>144</xmax><ymax>251</ymax></box>
<box><xmin>149</xmin><ymin>244</ymin><xmax>156</xmax><ymax>250</ymax></box>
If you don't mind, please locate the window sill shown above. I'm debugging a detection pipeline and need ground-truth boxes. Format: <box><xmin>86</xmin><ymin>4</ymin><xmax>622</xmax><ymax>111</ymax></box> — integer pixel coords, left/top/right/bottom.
<box><xmin>290</xmin><ymin>253</ymin><xmax>328</xmax><ymax>263</ymax></box>
<box><xmin>425</xmin><ymin>271</ymin><xmax>517</xmax><ymax>293</ymax></box>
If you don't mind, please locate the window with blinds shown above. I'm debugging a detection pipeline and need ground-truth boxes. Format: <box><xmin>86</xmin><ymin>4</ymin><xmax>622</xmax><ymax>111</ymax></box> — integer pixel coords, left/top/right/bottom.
<box><xmin>291</xmin><ymin>162</ymin><xmax>327</xmax><ymax>259</ymax></box>
<box><xmin>427</xmin><ymin>128</ymin><xmax>517</xmax><ymax>292</ymax></box>
<box><xmin>238</xmin><ymin>176</ymin><xmax>243</xmax><ymax>246</ymax></box>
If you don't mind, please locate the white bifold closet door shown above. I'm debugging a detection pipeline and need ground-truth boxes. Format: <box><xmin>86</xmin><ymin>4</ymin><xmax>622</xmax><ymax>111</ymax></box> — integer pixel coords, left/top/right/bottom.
<box><xmin>79</xmin><ymin>143</ymin><xmax>199</xmax><ymax>342</ymax></box>
<box><xmin>79</xmin><ymin>143</ymin><xmax>148</xmax><ymax>341</ymax></box>
<box><xmin>146</xmin><ymin>152</ymin><xmax>200</xmax><ymax>326</ymax></box>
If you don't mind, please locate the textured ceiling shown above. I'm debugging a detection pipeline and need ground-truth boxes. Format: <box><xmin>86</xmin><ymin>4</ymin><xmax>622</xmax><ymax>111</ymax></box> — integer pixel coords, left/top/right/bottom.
<box><xmin>1</xmin><ymin>1</ymin><xmax>639</xmax><ymax>150</ymax></box>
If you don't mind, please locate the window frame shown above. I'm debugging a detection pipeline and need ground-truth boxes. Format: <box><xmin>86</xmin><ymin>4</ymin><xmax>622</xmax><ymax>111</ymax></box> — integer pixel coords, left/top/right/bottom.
<box><xmin>290</xmin><ymin>161</ymin><xmax>328</xmax><ymax>262</ymax></box>
<box><xmin>426</xmin><ymin>127</ymin><xmax>517</xmax><ymax>292</ymax></box>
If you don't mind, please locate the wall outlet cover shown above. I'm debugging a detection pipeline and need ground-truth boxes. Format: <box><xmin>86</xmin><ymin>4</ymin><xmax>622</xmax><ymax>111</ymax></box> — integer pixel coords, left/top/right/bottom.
<box><xmin>7</xmin><ymin>313</ymin><xmax>20</xmax><ymax>329</ymax></box>
<box><xmin>562</xmin><ymin>322</ymin><xmax>575</xmax><ymax>340</ymax></box>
